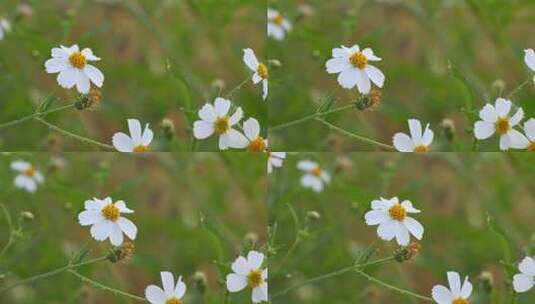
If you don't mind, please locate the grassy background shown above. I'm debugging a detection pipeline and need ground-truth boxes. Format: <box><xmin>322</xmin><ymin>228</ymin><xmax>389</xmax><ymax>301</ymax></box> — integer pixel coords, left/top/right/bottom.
<box><xmin>0</xmin><ymin>152</ymin><xmax>267</xmax><ymax>303</ymax></box>
<box><xmin>0</xmin><ymin>0</ymin><xmax>266</xmax><ymax>151</ymax></box>
<box><xmin>268</xmin><ymin>0</ymin><xmax>535</xmax><ymax>151</ymax></box>
<box><xmin>269</xmin><ymin>153</ymin><xmax>535</xmax><ymax>303</ymax></box>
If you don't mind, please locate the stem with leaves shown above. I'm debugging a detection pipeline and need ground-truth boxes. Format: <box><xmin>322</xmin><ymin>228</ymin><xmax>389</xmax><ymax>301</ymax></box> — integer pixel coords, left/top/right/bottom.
<box><xmin>0</xmin><ymin>104</ymin><xmax>75</xmax><ymax>130</ymax></box>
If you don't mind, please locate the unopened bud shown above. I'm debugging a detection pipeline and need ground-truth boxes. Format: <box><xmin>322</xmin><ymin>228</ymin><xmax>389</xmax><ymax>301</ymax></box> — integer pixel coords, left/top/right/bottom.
<box><xmin>479</xmin><ymin>271</ymin><xmax>494</xmax><ymax>293</ymax></box>
<box><xmin>243</xmin><ymin>232</ymin><xmax>258</xmax><ymax>248</ymax></box>
<box><xmin>193</xmin><ymin>271</ymin><xmax>208</xmax><ymax>294</ymax></box>
<box><xmin>268</xmin><ymin>59</ymin><xmax>281</xmax><ymax>68</ymax></box>
<box><xmin>20</xmin><ymin>211</ymin><xmax>34</xmax><ymax>221</ymax></box>
<box><xmin>159</xmin><ymin>118</ymin><xmax>175</xmax><ymax>141</ymax></box>
<box><xmin>439</xmin><ymin>118</ymin><xmax>456</xmax><ymax>141</ymax></box>
<box><xmin>306</xmin><ymin>210</ymin><xmax>321</xmax><ymax>222</ymax></box>
<box><xmin>211</xmin><ymin>79</ymin><xmax>225</xmax><ymax>91</ymax></box>
<box><xmin>491</xmin><ymin>79</ymin><xmax>506</xmax><ymax>94</ymax></box>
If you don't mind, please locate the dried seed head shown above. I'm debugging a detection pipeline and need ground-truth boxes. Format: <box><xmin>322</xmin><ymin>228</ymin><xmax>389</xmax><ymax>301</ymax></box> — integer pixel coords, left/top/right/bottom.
<box><xmin>356</xmin><ymin>89</ymin><xmax>382</xmax><ymax>111</ymax></box>
<box><xmin>107</xmin><ymin>240</ymin><xmax>135</xmax><ymax>263</ymax></box>
<box><xmin>75</xmin><ymin>87</ymin><xmax>102</xmax><ymax>110</ymax></box>
<box><xmin>394</xmin><ymin>241</ymin><xmax>420</xmax><ymax>263</ymax></box>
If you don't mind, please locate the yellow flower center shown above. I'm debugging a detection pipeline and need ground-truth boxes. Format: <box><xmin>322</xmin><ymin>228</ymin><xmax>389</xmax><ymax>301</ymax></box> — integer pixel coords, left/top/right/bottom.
<box><xmin>247</xmin><ymin>269</ymin><xmax>263</xmax><ymax>288</ymax></box>
<box><xmin>495</xmin><ymin>117</ymin><xmax>510</xmax><ymax>135</ymax></box>
<box><xmin>257</xmin><ymin>63</ymin><xmax>269</xmax><ymax>79</ymax></box>
<box><xmin>414</xmin><ymin>145</ymin><xmax>429</xmax><ymax>153</ymax></box>
<box><xmin>528</xmin><ymin>142</ymin><xmax>535</xmax><ymax>152</ymax></box>
<box><xmin>350</xmin><ymin>51</ymin><xmax>368</xmax><ymax>69</ymax></box>
<box><xmin>388</xmin><ymin>203</ymin><xmax>406</xmax><ymax>221</ymax></box>
<box><xmin>271</xmin><ymin>15</ymin><xmax>284</xmax><ymax>26</ymax></box>
<box><xmin>23</xmin><ymin>166</ymin><xmax>36</xmax><ymax>177</ymax></box>
<box><xmin>133</xmin><ymin>145</ymin><xmax>148</xmax><ymax>153</ymax></box>
<box><xmin>214</xmin><ymin>117</ymin><xmax>230</xmax><ymax>135</ymax></box>
<box><xmin>452</xmin><ymin>298</ymin><xmax>469</xmax><ymax>304</ymax></box>
<box><xmin>101</xmin><ymin>204</ymin><xmax>120</xmax><ymax>221</ymax></box>
<box><xmin>166</xmin><ymin>298</ymin><xmax>182</xmax><ymax>304</ymax></box>
<box><xmin>69</xmin><ymin>51</ymin><xmax>87</xmax><ymax>69</ymax></box>
<box><xmin>248</xmin><ymin>137</ymin><xmax>266</xmax><ymax>152</ymax></box>
<box><xmin>311</xmin><ymin>166</ymin><xmax>322</xmax><ymax>177</ymax></box>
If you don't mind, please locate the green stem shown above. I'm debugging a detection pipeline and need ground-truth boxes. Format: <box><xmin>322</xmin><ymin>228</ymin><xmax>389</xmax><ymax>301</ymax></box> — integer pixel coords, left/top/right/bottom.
<box><xmin>316</xmin><ymin>118</ymin><xmax>395</xmax><ymax>150</ymax></box>
<box><xmin>507</xmin><ymin>78</ymin><xmax>531</xmax><ymax>99</ymax></box>
<box><xmin>0</xmin><ymin>104</ymin><xmax>75</xmax><ymax>130</ymax></box>
<box><xmin>270</xmin><ymin>104</ymin><xmax>356</xmax><ymax>131</ymax></box>
<box><xmin>0</xmin><ymin>256</ymin><xmax>108</xmax><ymax>294</ymax></box>
<box><xmin>271</xmin><ymin>256</ymin><xmax>395</xmax><ymax>299</ymax></box>
<box><xmin>225</xmin><ymin>77</ymin><xmax>250</xmax><ymax>99</ymax></box>
<box><xmin>0</xmin><ymin>203</ymin><xmax>14</xmax><ymax>259</ymax></box>
<box><xmin>34</xmin><ymin>118</ymin><xmax>114</xmax><ymax>150</ymax></box>
<box><xmin>68</xmin><ymin>270</ymin><xmax>147</xmax><ymax>302</ymax></box>
<box><xmin>354</xmin><ymin>269</ymin><xmax>433</xmax><ymax>302</ymax></box>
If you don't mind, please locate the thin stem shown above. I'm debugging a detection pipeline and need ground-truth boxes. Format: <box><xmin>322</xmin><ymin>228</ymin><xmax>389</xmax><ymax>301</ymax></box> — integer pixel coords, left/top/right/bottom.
<box><xmin>507</xmin><ymin>78</ymin><xmax>531</xmax><ymax>99</ymax></box>
<box><xmin>0</xmin><ymin>203</ymin><xmax>14</xmax><ymax>259</ymax></box>
<box><xmin>316</xmin><ymin>118</ymin><xmax>395</xmax><ymax>150</ymax></box>
<box><xmin>225</xmin><ymin>77</ymin><xmax>250</xmax><ymax>99</ymax></box>
<box><xmin>68</xmin><ymin>270</ymin><xmax>147</xmax><ymax>302</ymax></box>
<box><xmin>271</xmin><ymin>256</ymin><xmax>395</xmax><ymax>299</ymax></box>
<box><xmin>354</xmin><ymin>269</ymin><xmax>433</xmax><ymax>302</ymax></box>
<box><xmin>0</xmin><ymin>104</ymin><xmax>75</xmax><ymax>130</ymax></box>
<box><xmin>270</xmin><ymin>104</ymin><xmax>356</xmax><ymax>131</ymax></box>
<box><xmin>275</xmin><ymin>204</ymin><xmax>301</xmax><ymax>272</ymax></box>
<box><xmin>34</xmin><ymin>118</ymin><xmax>114</xmax><ymax>150</ymax></box>
<box><xmin>0</xmin><ymin>256</ymin><xmax>108</xmax><ymax>293</ymax></box>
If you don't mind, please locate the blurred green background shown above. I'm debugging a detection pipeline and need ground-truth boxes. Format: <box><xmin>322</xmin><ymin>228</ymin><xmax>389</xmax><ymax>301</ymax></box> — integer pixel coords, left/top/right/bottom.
<box><xmin>0</xmin><ymin>0</ymin><xmax>266</xmax><ymax>151</ymax></box>
<box><xmin>269</xmin><ymin>153</ymin><xmax>535</xmax><ymax>303</ymax></box>
<box><xmin>0</xmin><ymin>152</ymin><xmax>267</xmax><ymax>303</ymax></box>
<box><xmin>268</xmin><ymin>0</ymin><xmax>535</xmax><ymax>151</ymax></box>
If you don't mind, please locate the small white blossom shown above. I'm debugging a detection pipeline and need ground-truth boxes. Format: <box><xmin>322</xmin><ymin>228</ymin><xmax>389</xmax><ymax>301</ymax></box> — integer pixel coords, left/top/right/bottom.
<box><xmin>226</xmin><ymin>251</ymin><xmax>268</xmax><ymax>303</ymax></box>
<box><xmin>267</xmin><ymin>9</ymin><xmax>291</xmax><ymax>41</ymax></box>
<box><xmin>432</xmin><ymin>271</ymin><xmax>473</xmax><ymax>304</ymax></box>
<box><xmin>513</xmin><ymin>256</ymin><xmax>535</xmax><ymax>293</ymax></box>
<box><xmin>297</xmin><ymin>160</ymin><xmax>330</xmax><ymax>193</ymax></box>
<box><xmin>524</xmin><ymin>49</ymin><xmax>535</xmax><ymax>84</ymax></box>
<box><xmin>10</xmin><ymin>160</ymin><xmax>44</xmax><ymax>193</ymax></box>
<box><xmin>145</xmin><ymin>272</ymin><xmax>187</xmax><ymax>304</ymax></box>
<box><xmin>112</xmin><ymin>119</ymin><xmax>153</xmax><ymax>152</ymax></box>
<box><xmin>393</xmin><ymin>119</ymin><xmax>434</xmax><ymax>152</ymax></box>
<box><xmin>268</xmin><ymin>152</ymin><xmax>286</xmax><ymax>174</ymax></box>
<box><xmin>243</xmin><ymin>48</ymin><xmax>268</xmax><ymax>100</ymax></box>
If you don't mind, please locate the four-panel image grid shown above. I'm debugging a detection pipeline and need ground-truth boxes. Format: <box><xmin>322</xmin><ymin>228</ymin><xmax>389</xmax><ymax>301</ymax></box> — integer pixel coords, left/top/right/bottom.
<box><xmin>1</xmin><ymin>1</ymin><xmax>534</xmax><ymax>303</ymax></box>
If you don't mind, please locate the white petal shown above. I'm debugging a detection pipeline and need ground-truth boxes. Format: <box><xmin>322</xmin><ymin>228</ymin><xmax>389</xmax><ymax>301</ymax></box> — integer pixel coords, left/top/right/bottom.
<box><xmin>51</xmin><ymin>47</ymin><xmax>68</xmax><ymax>58</ymax></box>
<box><xmin>364</xmin><ymin>210</ymin><xmax>389</xmax><ymax>225</ymax></box>
<box><xmin>267</xmin><ymin>24</ymin><xmax>285</xmax><ymax>40</ymax></box>
<box><xmin>422</xmin><ymin>125</ymin><xmax>434</xmax><ymax>146</ymax></box>
<box><xmin>460</xmin><ymin>276</ymin><xmax>473</xmax><ymax>299</ymax></box>
<box><xmin>337</xmin><ymin>68</ymin><xmax>360</xmax><ymax>89</ymax></box>
<box><xmin>362</xmin><ymin>48</ymin><xmax>381</xmax><ymax>61</ymax></box>
<box><xmin>326</xmin><ymin>58</ymin><xmax>351</xmax><ymax>74</ymax></box>
<box><xmin>474</xmin><ymin>121</ymin><xmax>495</xmax><ymax>140</ymax></box>
<box><xmin>364</xmin><ymin>65</ymin><xmax>385</xmax><ymax>87</ymax></box>
<box><xmin>500</xmin><ymin>134</ymin><xmax>511</xmax><ymax>151</ymax></box>
<box><xmin>109</xmin><ymin>223</ymin><xmax>124</xmax><ymax>246</ymax></box>
<box><xmin>161</xmin><ymin>272</ymin><xmax>175</xmax><ymax>296</ymax></box>
<box><xmin>519</xmin><ymin>257</ymin><xmax>535</xmax><ymax>276</ymax></box>
<box><xmin>297</xmin><ymin>160</ymin><xmax>317</xmax><ymax>171</ymax></box>
<box><xmin>393</xmin><ymin>133</ymin><xmax>415</xmax><ymax>152</ymax></box>
<box><xmin>403</xmin><ymin>217</ymin><xmax>424</xmax><ymax>240</ymax></box>
<box><xmin>127</xmin><ymin>119</ymin><xmax>143</xmax><ymax>143</ymax></box>
<box><xmin>85</xmin><ymin>199</ymin><xmax>104</xmax><ymax>210</ymax></box>
<box><xmin>229</xmin><ymin>107</ymin><xmax>243</xmax><ymax>126</ymax></box>
<box><xmin>145</xmin><ymin>285</ymin><xmax>166</xmax><ymax>304</ymax></box>
<box><xmin>513</xmin><ymin>273</ymin><xmax>535</xmax><ymax>293</ymax></box>
<box><xmin>247</xmin><ymin>251</ymin><xmax>264</xmax><ymax>269</ymax></box>
<box><xmin>479</xmin><ymin>104</ymin><xmax>498</xmax><ymax>122</ymax></box>
<box><xmin>45</xmin><ymin>58</ymin><xmax>69</xmax><ymax>73</ymax></box>
<box><xmin>78</xmin><ymin>210</ymin><xmax>103</xmax><ymax>226</ymax></box>
<box><xmin>394</xmin><ymin>222</ymin><xmax>410</xmax><ymax>246</ymax></box>
<box><xmin>81</xmin><ymin>48</ymin><xmax>100</xmax><ymax>61</ymax></box>
<box><xmin>371</xmin><ymin>198</ymin><xmax>389</xmax><ymax>210</ymax></box>
<box><xmin>15</xmin><ymin>176</ymin><xmax>36</xmax><ymax>192</ymax></box>
<box><xmin>252</xmin><ymin>73</ymin><xmax>262</xmax><ymax>84</ymax></box>
<box><xmin>495</xmin><ymin>98</ymin><xmax>511</xmax><ymax>116</ymax></box>
<box><xmin>431</xmin><ymin>285</ymin><xmax>454</xmax><ymax>304</ymax></box>
<box><xmin>506</xmin><ymin>129</ymin><xmax>529</xmax><ymax>149</ymax></box>
<box><xmin>117</xmin><ymin>217</ymin><xmax>137</xmax><ymax>240</ymax></box>
<box><xmin>400</xmin><ymin>200</ymin><xmax>420</xmax><ymax>213</ymax></box>
<box><xmin>174</xmin><ymin>276</ymin><xmax>186</xmax><ymax>299</ymax></box>
<box><xmin>252</xmin><ymin>284</ymin><xmax>268</xmax><ymax>303</ymax></box>
<box><xmin>243</xmin><ymin>118</ymin><xmax>260</xmax><ymax>140</ymax></box>
<box><xmin>524</xmin><ymin>49</ymin><xmax>535</xmax><ymax>71</ymax></box>
<box><xmin>226</xmin><ymin>273</ymin><xmax>247</xmax><ymax>292</ymax></box>
<box><xmin>447</xmin><ymin>271</ymin><xmax>462</xmax><ymax>297</ymax></box>
<box><xmin>142</xmin><ymin>125</ymin><xmax>154</xmax><ymax>146</ymax></box>
<box><xmin>376</xmin><ymin>220</ymin><xmax>397</xmax><ymax>241</ymax></box>
<box><xmin>76</xmin><ymin>72</ymin><xmax>91</xmax><ymax>94</ymax></box>
<box><xmin>301</xmin><ymin>175</ymin><xmax>323</xmax><ymax>192</ymax></box>
<box><xmin>332</xmin><ymin>46</ymin><xmax>349</xmax><ymax>58</ymax></box>
<box><xmin>408</xmin><ymin>119</ymin><xmax>423</xmax><ymax>145</ymax></box>
<box><xmin>90</xmin><ymin>221</ymin><xmax>111</xmax><ymax>241</ymax></box>
<box><xmin>198</xmin><ymin>103</ymin><xmax>217</xmax><ymax>122</ymax></box>
<box><xmin>114</xmin><ymin>201</ymin><xmax>134</xmax><ymax>213</ymax></box>
<box><xmin>242</xmin><ymin>48</ymin><xmax>259</xmax><ymax>71</ymax></box>
<box><xmin>232</xmin><ymin>256</ymin><xmax>250</xmax><ymax>275</ymax></box>
<box><xmin>57</xmin><ymin>68</ymin><xmax>78</xmax><ymax>89</ymax></box>
<box><xmin>510</xmin><ymin>108</ymin><xmax>524</xmax><ymax>126</ymax></box>
<box><xmin>84</xmin><ymin>65</ymin><xmax>104</xmax><ymax>87</ymax></box>
<box><xmin>214</xmin><ymin>98</ymin><xmax>231</xmax><ymax>116</ymax></box>
<box><xmin>112</xmin><ymin>132</ymin><xmax>135</xmax><ymax>152</ymax></box>
<box><xmin>355</xmin><ymin>69</ymin><xmax>371</xmax><ymax>94</ymax></box>
<box><xmin>523</xmin><ymin>119</ymin><xmax>535</xmax><ymax>141</ymax></box>
<box><xmin>11</xmin><ymin>160</ymin><xmax>30</xmax><ymax>171</ymax></box>
<box><xmin>262</xmin><ymin>79</ymin><xmax>268</xmax><ymax>100</ymax></box>
<box><xmin>193</xmin><ymin>121</ymin><xmax>214</xmax><ymax>139</ymax></box>
<box><xmin>226</xmin><ymin>129</ymin><xmax>248</xmax><ymax>149</ymax></box>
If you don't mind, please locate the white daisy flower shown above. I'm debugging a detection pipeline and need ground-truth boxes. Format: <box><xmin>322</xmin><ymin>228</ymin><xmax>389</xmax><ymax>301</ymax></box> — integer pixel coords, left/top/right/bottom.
<box><xmin>364</xmin><ymin>197</ymin><xmax>424</xmax><ymax>246</ymax></box>
<box><xmin>78</xmin><ymin>197</ymin><xmax>137</xmax><ymax>246</ymax></box>
<box><xmin>513</xmin><ymin>256</ymin><xmax>535</xmax><ymax>293</ymax></box>
<box><xmin>44</xmin><ymin>44</ymin><xmax>104</xmax><ymax>94</ymax></box>
<box><xmin>243</xmin><ymin>117</ymin><xmax>267</xmax><ymax>152</ymax></box>
<box><xmin>431</xmin><ymin>271</ymin><xmax>473</xmax><ymax>304</ymax></box>
<box><xmin>523</xmin><ymin>118</ymin><xmax>535</xmax><ymax>151</ymax></box>
<box><xmin>10</xmin><ymin>160</ymin><xmax>44</xmax><ymax>193</ymax></box>
<box><xmin>145</xmin><ymin>272</ymin><xmax>187</xmax><ymax>304</ymax></box>
<box><xmin>226</xmin><ymin>250</ymin><xmax>268</xmax><ymax>303</ymax></box>
<box><xmin>193</xmin><ymin>97</ymin><xmax>248</xmax><ymax>150</ymax></box>
<box><xmin>524</xmin><ymin>49</ymin><xmax>535</xmax><ymax>83</ymax></box>
<box><xmin>268</xmin><ymin>152</ymin><xmax>286</xmax><ymax>174</ymax></box>
<box><xmin>473</xmin><ymin>98</ymin><xmax>529</xmax><ymax>150</ymax></box>
<box><xmin>267</xmin><ymin>8</ymin><xmax>291</xmax><ymax>41</ymax></box>
<box><xmin>0</xmin><ymin>18</ymin><xmax>11</xmax><ymax>40</ymax></box>
<box><xmin>243</xmin><ymin>48</ymin><xmax>268</xmax><ymax>100</ymax></box>
<box><xmin>393</xmin><ymin>119</ymin><xmax>434</xmax><ymax>152</ymax></box>
<box><xmin>112</xmin><ymin>119</ymin><xmax>154</xmax><ymax>152</ymax></box>
<box><xmin>297</xmin><ymin>160</ymin><xmax>330</xmax><ymax>193</ymax></box>
<box><xmin>325</xmin><ymin>44</ymin><xmax>385</xmax><ymax>93</ymax></box>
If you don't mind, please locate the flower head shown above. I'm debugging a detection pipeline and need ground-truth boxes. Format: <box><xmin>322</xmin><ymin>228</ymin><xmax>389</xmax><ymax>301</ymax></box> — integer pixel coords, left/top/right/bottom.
<box><xmin>78</xmin><ymin>197</ymin><xmax>137</xmax><ymax>246</ymax></box>
<box><xmin>243</xmin><ymin>48</ymin><xmax>268</xmax><ymax>100</ymax></box>
<box><xmin>145</xmin><ymin>272</ymin><xmax>187</xmax><ymax>304</ymax></box>
<box><xmin>268</xmin><ymin>9</ymin><xmax>291</xmax><ymax>41</ymax></box>
<box><xmin>524</xmin><ymin>49</ymin><xmax>535</xmax><ymax>83</ymax></box>
<box><xmin>393</xmin><ymin>119</ymin><xmax>434</xmax><ymax>152</ymax></box>
<box><xmin>474</xmin><ymin>98</ymin><xmax>528</xmax><ymax>150</ymax></box>
<box><xmin>432</xmin><ymin>271</ymin><xmax>473</xmax><ymax>304</ymax></box>
<box><xmin>243</xmin><ymin>118</ymin><xmax>267</xmax><ymax>152</ymax></box>
<box><xmin>226</xmin><ymin>250</ymin><xmax>268</xmax><ymax>303</ymax></box>
<box><xmin>44</xmin><ymin>44</ymin><xmax>104</xmax><ymax>94</ymax></box>
<box><xmin>268</xmin><ymin>152</ymin><xmax>286</xmax><ymax>174</ymax></box>
<box><xmin>297</xmin><ymin>160</ymin><xmax>330</xmax><ymax>193</ymax></box>
<box><xmin>523</xmin><ymin>118</ymin><xmax>535</xmax><ymax>151</ymax></box>
<box><xmin>364</xmin><ymin>197</ymin><xmax>424</xmax><ymax>246</ymax></box>
<box><xmin>193</xmin><ymin>97</ymin><xmax>248</xmax><ymax>150</ymax></box>
<box><xmin>513</xmin><ymin>256</ymin><xmax>535</xmax><ymax>293</ymax></box>
<box><xmin>325</xmin><ymin>45</ymin><xmax>385</xmax><ymax>93</ymax></box>
<box><xmin>11</xmin><ymin>160</ymin><xmax>44</xmax><ymax>193</ymax></box>
<box><xmin>112</xmin><ymin>119</ymin><xmax>153</xmax><ymax>152</ymax></box>
<box><xmin>0</xmin><ymin>18</ymin><xmax>11</xmax><ymax>40</ymax></box>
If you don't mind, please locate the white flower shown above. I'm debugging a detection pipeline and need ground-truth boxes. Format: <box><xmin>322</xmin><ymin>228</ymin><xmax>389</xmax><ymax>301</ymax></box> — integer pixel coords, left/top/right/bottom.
<box><xmin>523</xmin><ymin>118</ymin><xmax>535</xmax><ymax>151</ymax></box>
<box><xmin>243</xmin><ymin>118</ymin><xmax>267</xmax><ymax>152</ymax></box>
<box><xmin>267</xmin><ymin>9</ymin><xmax>291</xmax><ymax>41</ymax></box>
<box><xmin>513</xmin><ymin>256</ymin><xmax>535</xmax><ymax>293</ymax></box>
<box><xmin>0</xmin><ymin>18</ymin><xmax>11</xmax><ymax>40</ymax></box>
<box><xmin>10</xmin><ymin>160</ymin><xmax>44</xmax><ymax>193</ymax></box>
<box><xmin>78</xmin><ymin>197</ymin><xmax>137</xmax><ymax>246</ymax></box>
<box><xmin>474</xmin><ymin>98</ymin><xmax>528</xmax><ymax>150</ymax></box>
<box><xmin>193</xmin><ymin>97</ymin><xmax>248</xmax><ymax>150</ymax></box>
<box><xmin>393</xmin><ymin>119</ymin><xmax>434</xmax><ymax>152</ymax></box>
<box><xmin>44</xmin><ymin>44</ymin><xmax>104</xmax><ymax>94</ymax></box>
<box><xmin>268</xmin><ymin>152</ymin><xmax>286</xmax><ymax>174</ymax></box>
<box><xmin>145</xmin><ymin>272</ymin><xmax>186</xmax><ymax>304</ymax></box>
<box><xmin>431</xmin><ymin>271</ymin><xmax>473</xmax><ymax>304</ymax></box>
<box><xmin>226</xmin><ymin>251</ymin><xmax>268</xmax><ymax>303</ymax></box>
<box><xmin>325</xmin><ymin>44</ymin><xmax>385</xmax><ymax>93</ymax></box>
<box><xmin>297</xmin><ymin>160</ymin><xmax>330</xmax><ymax>193</ymax></box>
<box><xmin>243</xmin><ymin>48</ymin><xmax>268</xmax><ymax>100</ymax></box>
<box><xmin>524</xmin><ymin>49</ymin><xmax>535</xmax><ymax>83</ymax></box>
<box><xmin>112</xmin><ymin>119</ymin><xmax>153</xmax><ymax>152</ymax></box>
<box><xmin>364</xmin><ymin>197</ymin><xmax>423</xmax><ymax>246</ymax></box>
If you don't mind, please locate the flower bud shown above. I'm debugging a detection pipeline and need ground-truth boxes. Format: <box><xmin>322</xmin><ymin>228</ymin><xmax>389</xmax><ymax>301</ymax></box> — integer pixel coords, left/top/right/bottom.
<box><xmin>243</xmin><ymin>232</ymin><xmax>259</xmax><ymax>248</ymax></box>
<box><xmin>439</xmin><ymin>118</ymin><xmax>456</xmax><ymax>141</ymax></box>
<box><xmin>159</xmin><ymin>118</ymin><xmax>175</xmax><ymax>141</ymax></box>
<box><xmin>479</xmin><ymin>271</ymin><xmax>494</xmax><ymax>293</ymax></box>
<box><xmin>306</xmin><ymin>210</ymin><xmax>321</xmax><ymax>222</ymax></box>
<box><xmin>193</xmin><ymin>271</ymin><xmax>208</xmax><ymax>294</ymax></box>
<box><xmin>211</xmin><ymin>79</ymin><xmax>225</xmax><ymax>91</ymax></box>
<box><xmin>19</xmin><ymin>211</ymin><xmax>34</xmax><ymax>221</ymax></box>
<box><xmin>268</xmin><ymin>59</ymin><xmax>281</xmax><ymax>68</ymax></box>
